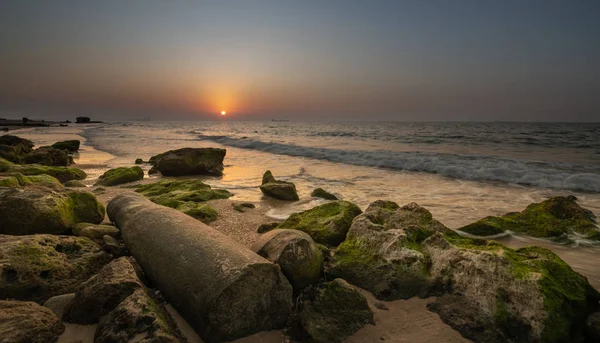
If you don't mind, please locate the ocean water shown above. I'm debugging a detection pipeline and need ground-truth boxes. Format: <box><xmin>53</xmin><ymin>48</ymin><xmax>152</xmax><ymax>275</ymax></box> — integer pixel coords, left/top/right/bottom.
<box><xmin>15</xmin><ymin>121</ymin><xmax>600</xmax><ymax>287</ymax></box>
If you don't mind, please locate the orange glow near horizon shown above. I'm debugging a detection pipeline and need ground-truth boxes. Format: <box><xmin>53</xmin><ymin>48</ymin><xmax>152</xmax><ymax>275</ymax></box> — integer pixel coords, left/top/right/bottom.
<box><xmin>221</xmin><ymin>110</ymin><xmax>226</xmax><ymax>116</ymax></box>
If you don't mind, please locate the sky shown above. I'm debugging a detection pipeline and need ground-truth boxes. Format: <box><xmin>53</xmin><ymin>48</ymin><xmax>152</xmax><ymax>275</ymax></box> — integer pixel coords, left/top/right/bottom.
<box><xmin>0</xmin><ymin>0</ymin><xmax>599</xmax><ymax>122</ymax></box>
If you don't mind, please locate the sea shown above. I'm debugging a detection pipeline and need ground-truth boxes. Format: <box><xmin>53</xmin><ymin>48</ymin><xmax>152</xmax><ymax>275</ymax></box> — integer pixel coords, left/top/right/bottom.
<box><xmin>14</xmin><ymin>120</ymin><xmax>600</xmax><ymax>288</ymax></box>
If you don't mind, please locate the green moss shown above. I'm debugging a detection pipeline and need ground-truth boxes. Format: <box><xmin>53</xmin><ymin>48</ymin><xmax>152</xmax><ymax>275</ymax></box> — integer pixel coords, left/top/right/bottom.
<box><xmin>277</xmin><ymin>201</ymin><xmax>362</xmax><ymax>246</ymax></box>
<box><xmin>0</xmin><ymin>175</ymin><xmax>19</xmax><ymax>187</ymax></box>
<box><xmin>459</xmin><ymin>216</ymin><xmax>507</xmax><ymax>236</ymax></box>
<box><xmin>95</xmin><ymin>166</ymin><xmax>144</xmax><ymax>186</ymax></box>
<box><xmin>64</xmin><ymin>180</ymin><xmax>86</xmax><ymax>188</ymax></box>
<box><xmin>51</xmin><ymin>140</ymin><xmax>80</xmax><ymax>152</ymax></box>
<box><xmin>0</xmin><ymin>173</ymin><xmax>62</xmax><ymax>188</ymax></box>
<box><xmin>64</xmin><ymin>191</ymin><xmax>106</xmax><ymax>225</ymax></box>
<box><xmin>311</xmin><ymin>188</ymin><xmax>338</xmax><ymax>200</ymax></box>
<box><xmin>15</xmin><ymin>164</ymin><xmax>87</xmax><ymax>183</ymax></box>
<box><xmin>176</xmin><ymin>202</ymin><xmax>218</xmax><ymax>223</ymax></box>
<box><xmin>443</xmin><ymin>231</ymin><xmax>504</xmax><ymax>252</ymax></box>
<box><xmin>232</xmin><ymin>202</ymin><xmax>255</xmax><ymax>212</ymax></box>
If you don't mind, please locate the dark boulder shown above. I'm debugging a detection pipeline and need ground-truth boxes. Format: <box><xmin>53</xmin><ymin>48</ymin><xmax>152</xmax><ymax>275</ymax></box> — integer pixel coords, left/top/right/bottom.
<box><xmin>24</xmin><ymin>147</ymin><xmax>72</xmax><ymax>166</ymax></box>
<box><xmin>0</xmin><ymin>135</ymin><xmax>34</xmax><ymax>163</ymax></box>
<box><xmin>148</xmin><ymin>147</ymin><xmax>226</xmax><ymax>176</ymax></box>
<box><xmin>259</xmin><ymin>170</ymin><xmax>299</xmax><ymax>201</ymax></box>
<box><xmin>311</xmin><ymin>188</ymin><xmax>338</xmax><ymax>200</ymax></box>
<box><xmin>51</xmin><ymin>140</ymin><xmax>80</xmax><ymax>152</ymax></box>
<box><xmin>0</xmin><ymin>300</ymin><xmax>65</xmax><ymax>343</ymax></box>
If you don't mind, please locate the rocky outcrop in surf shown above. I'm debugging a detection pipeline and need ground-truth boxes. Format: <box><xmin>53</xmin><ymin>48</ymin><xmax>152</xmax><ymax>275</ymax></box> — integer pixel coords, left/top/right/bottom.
<box><xmin>148</xmin><ymin>147</ymin><xmax>226</xmax><ymax>176</ymax></box>
<box><xmin>259</xmin><ymin>170</ymin><xmax>300</xmax><ymax>201</ymax></box>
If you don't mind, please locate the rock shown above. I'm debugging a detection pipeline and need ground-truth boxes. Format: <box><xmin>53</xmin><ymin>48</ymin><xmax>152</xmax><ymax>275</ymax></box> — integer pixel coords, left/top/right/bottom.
<box><xmin>257</xmin><ymin>222</ymin><xmax>280</xmax><ymax>233</ymax></box>
<box><xmin>252</xmin><ymin>229</ymin><xmax>323</xmax><ymax>291</ymax></box>
<box><xmin>63</xmin><ymin>180</ymin><xmax>86</xmax><ymax>188</ymax></box>
<box><xmin>135</xmin><ymin>158</ymin><xmax>144</xmax><ymax>164</ymax></box>
<box><xmin>329</xmin><ymin>201</ymin><xmax>448</xmax><ymax>299</ymax></box>
<box><xmin>43</xmin><ymin>293</ymin><xmax>75</xmax><ymax>319</ymax></box>
<box><xmin>0</xmin><ymin>172</ymin><xmax>62</xmax><ymax>188</ymax></box>
<box><xmin>0</xmin><ymin>300</ymin><xmax>65</xmax><ymax>343</ymax></box>
<box><xmin>277</xmin><ymin>200</ymin><xmax>362</xmax><ymax>246</ymax></box>
<box><xmin>102</xmin><ymin>235</ymin><xmax>128</xmax><ymax>257</ymax></box>
<box><xmin>427</xmin><ymin>295</ymin><xmax>505</xmax><ymax>343</ymax></box>
<box><xmin>63</xmin><ymin>257</ymin><xmax>144</xmax><ymax>324</ymax></box>
<box><xmin>95</xmin><ymin>166</ymin><xmax>144</xmax><ymax>186</ymax></box>
<box><xmin>76</xmin><ymin>116</ymin><xmax>91</xmax><ymax>123</ymax></box>
<box><xmin>107</xmin><ymin>193</ymin><xmax>293</xmax><ymax>343</ymax></box>
<box><xmin>23</xmin><ymin>147</ymin><xmax>72</xmax><ymax>166</ymax></box>
<box><xmin>0</xmin><ymin>187</ymin><xmax>105</xmax><ymax>235</ymax></box>
<box><xmin>1</xmin><ymin>157</ymin><xmax>87</xmax><ymax>182</ymax></box>
<box><xmin>458</xmin><ymin>196</ymin><xmax>599</xmax><ymax>241</ymax></box>
<box><xmin>136</xmin><ymin>179</ymin><xmax>231</xmax><ymax>223</ymax></box>
<box><xmin>311</xmin><ymin>188</ymin><xmax>338</xmax><ymax>200</ymax></box>
<box><xmin>232</xmin><ymin>202</ymin><xmax>256</xmax><ymax>212</ymax></box>
<box><xmin>72</xmin><ymin>222</ymin><xmax>119</xmax><ymax>239</ymax></box>
<box><xmin>587</xmin><ymin>312</ymin><xmax>600</xmax><ymax>342</ymax></box>
<box><xmin>0</xmin><ymin>135</ymin><xmax>34</xmax><ymax>163</ymax></box>
<box><xmin>259</xmin><ymin>170</ymin><xmax>299</xmax><ymax>201</ymax></box>
<box><xmin>95</xmin><ymin>289</ymin><xmax>179</xmax><ymax>343</ymax></box>
<box><xmin>148</xmin><ymin>147</ymin><xmax>226</xmax><ymax>176</ymax></box>
<box><xmin>298</xmin><ymin>279</ymin><xmax>374</xmax><ymax>343</ymax></box>
<box><xmin>51</xmin><ymin>140</ymin><xmax>80</xmax><ymax>152</ymax></box>
<box><xmin>0</xmin><ymin>234</ymin><xmax>111</xmax><ymax>302</ymax></box>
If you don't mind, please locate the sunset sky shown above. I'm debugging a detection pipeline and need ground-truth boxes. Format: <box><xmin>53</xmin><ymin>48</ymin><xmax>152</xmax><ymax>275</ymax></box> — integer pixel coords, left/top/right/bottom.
<box><xmin>1</xmin><ymin>0</ymin><xmax>599</xmax><ymax>121</ymax></box>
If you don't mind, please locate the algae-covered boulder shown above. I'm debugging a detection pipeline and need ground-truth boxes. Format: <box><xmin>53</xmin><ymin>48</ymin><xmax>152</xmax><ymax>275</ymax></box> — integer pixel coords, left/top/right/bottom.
<box><xmin>1</xmin><ymin>157</ymin><xmax>87</xmax><ymax>182</ymax></box>
<box><xmin>63</xmin><ymin>257</ymin><xmax>143</xmax><ymax>324</ymax></box>
<box><xmin>51</xmin><ymin>140</ymin><xmax>80</xmax><ymax>152</ymax></box>
<box><xmin>0</xmin><ymin>173</ymin><xmax>62</xmax><ymax>188</ymax></box>
<box><xmin>148</xmin><ymin>147</ymin><xmax>226</xmax><ymax>176</ymax></box>
<box><xmin>329</xmin><ymin>201</ymin><xmax>449</xmax><ymax>299</ymax></box>
<box><xmin>259</xmin><ymin>170</ymin><xmax>299</xmax><ymax>201</ymax></box>
<box><xmin>134</xmin><ymin>158</ymin><xmax>144</xmax><ymax>164</ymax></box>
<box><xmin>311</xmin><ymin>188</ymin><xmax>338</xmax><ymax>200</ymax></box>
<box><xmin>0</xmin><ymin>135</ymin><xmax>34</xmax><ymax>163</ymax></box>
<box><xmin>95</xmin><ymin>289</ymin><xmax>180</xmax><ymax>343</ymax></box>
<box><xmin>95</xmin><ymin>166</ymin><xmax>144</xmax><ymax>186</ymax></box>
<box><xmin>64</xmin><ymin>179</ymin><xmax>86</xmax><ymax>188</ymax></box>
<box><xmin>24</xmin><ymin>147</ymin><xmax>72</xmax><ymax>166</ymax></box>
<box><xmin>252</xmin><ymin>229</ymin><xmax>323</xmax><ymax>291</ymax></box>
<box><xmin>136</xmin><ymin>179</ymin><xmax>231</xmax><ymax>223</ymax></box>
<box><xmin>0</xmin><ymin>300</ymin><xmax>65</xmax><ymax>343</ymax></box>
<box><xmin>277</xmin><ymin>201</ymin><xmax>362</xmax><ymax>246</ymax></box>
<box><xmin>72</xmin><ymin>222</ymin><xmax>119</xmax><ymax>239</ymax></box>
<box><xmin>0</xmin><ymin>187</ymin><xmax>105</xmax><ymax>235</ymax></box>
<box><xmin>0</xmin><ymin>234</ymin><xmax>111</xmax><ymax>302</ymax></box>
<box><xmin>458</xmin><ymin>196</ymin><xmax>599</xmax><ymax>241</ymax></box>
<box><xmin>298</xmin><ymin>279</ymin><xmax>374</xmax><ymax>343</ymax></box>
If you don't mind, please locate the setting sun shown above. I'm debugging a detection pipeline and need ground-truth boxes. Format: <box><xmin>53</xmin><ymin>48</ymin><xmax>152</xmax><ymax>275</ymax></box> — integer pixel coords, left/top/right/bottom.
<box><xmin>221</xmin><ymin>111</ymin><xmax>226</xmax><ymax>116</ymax></box>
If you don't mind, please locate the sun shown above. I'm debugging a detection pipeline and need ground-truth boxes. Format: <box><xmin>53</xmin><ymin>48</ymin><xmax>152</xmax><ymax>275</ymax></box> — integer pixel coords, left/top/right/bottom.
<box><xmin>220</xmin><ymin>111</ymin><xmax>226</xmax><ymax>116</ymax></box>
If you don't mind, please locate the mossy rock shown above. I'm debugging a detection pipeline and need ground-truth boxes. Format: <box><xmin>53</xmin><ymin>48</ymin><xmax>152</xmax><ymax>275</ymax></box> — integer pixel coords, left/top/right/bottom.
<box><xmin>51</xmin><ymin>140</ymin><xmax>80</xmax><ymax>152</ymax></box>
<box><xmin>0</xmin><ymin>187</ymin><xmax>105</xmax><ymax>235</ymax></box>
<box><xmin>64</xmin><ymin>180</ymin><xmax>86</xmax><ymax>188</ymax></box>
<box><xmin>232</xmin><ymin>202</ymin><xmax>256</xmax><ymax>212</ymax></box>
<box><xmin>23</xmin><ymin>147</ymin><xmax>73</xmax><ymax>166</ymax></box>
<box><xmin>0</xmin><ymin>234</ymin><xmax>111</xmax><ymax>303</ymax></box>
<box><xmin>298</xmin><ymin>279</ymin><xmax>374</xmax><ymax>343</ymax></box>
<box><xmin>0</xmin><ymin>173</ymin><xmax>62</xmax><ymax>189</ymax></box>
<box><xmin>95</xmin><ymin>166</ymin><xmax>144</xmax><ymax>186</ymax></box>
<box><xmin>259</xmin><ymin>170</ymin><xmax>299</xmax><ymax>201</ymax></box>
<box><xmin>311</xmin><ymin>188</ymin><xmax>338</xmax><ymax>200</ymax></box>
<box><xmin>134</xmin><ymin>158</ymin><xmax>144</xmax><ymax>164</ymax></box>
<box><xmin>176</xmin><ymin>202</ymin><xmax>219</xmax><ymax>223</ymax></box>
<box><xmin>148</xmin><ymin>147</ymin><xmax>226</xmax><ymax>176</ymax></box>
<box><xmin>0</xmin><ymin>157</ymin><xmax>87</xmax><ymax>182</ymax></box>
<box><xmin>458</xmin><ymin>196</ymin><xmax>599</xmax><ymax>240</ymax></box>
<box><xmin>0</xmin><ymin>135</ymin><xmax>34</xmax><ymax>163</ymax></box>
<box><xmin>277</xmin><ymin>201</ymin><xmax>362</xmax><ymax>246</ymax></box>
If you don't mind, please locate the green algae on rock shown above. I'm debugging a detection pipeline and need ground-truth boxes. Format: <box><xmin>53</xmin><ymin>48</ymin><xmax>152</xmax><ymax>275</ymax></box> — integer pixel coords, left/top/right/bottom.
<box><xmin>23</xmin><ymin>147</ymin><xmax>72</xmax><ymax>166</ymax></box>
<box><xmin>0</xmin><ymin>157</ymin><xmax>87</xmax><ymax>183</ymax></box>
<box><xmin>0</xmin><ymin>173</ymin><xmax>62</xmax><ymax>188</ymax></box>
<box><xmin>63</xmin><ymin>179</ymin><xmax>86</xmax><ymax>188</ymax></box>
<box><xmin>277</xmin><ymin>200</ymin><xmax>362</xmax><ymax>246</ymax></box>
<box><xmin>0</xmin><ymin>234</ymin><xmax>111</xmax><ymax>303</ymax></box>
<box><xmin>148</xmin><ymin>147</ymin><xmax>226</xmax><ymax>176</ymax></box>
<box><xmin>51</xmin><ymin>140</ymin><xmax>80</xmax><ymax>152</ymax></box>
<box><xmin>95</xmin><ymin>166</ymin><xmax>144</xmax><ymax>186</ymax></box>
<box><xmin>0</xmin><ymin>135</ymin><xmax>34</xmax><ymax>163</ymax></box>
<box><xmin>458</xmin><ymin>196</ymin><xmax>599</xmax><ymax>241</ymax></box>
<box><xmin>311</xmin><ymin>188</ymin><xmax>338</xmax><ymax>200</ymax></box>
<box><xmin>232</xmin><ymin>202</ymin><xmax>256</xmax><ymax>212</ymax></box>
<box><xmin>0</xmin><ymin>187</ymin><xmax>105</xmax><ymax>235</ymax></box>
<box><xmin>176</xmin><ymin>202</ymin><xmax>219</xmax><ymax>223</ymax></box>
<box><xmin>298</xmin><ymin>279</ymin><xmax>374</xmax><ymax>343</ymax></box>
<box><xmin>259</xmin><ymin>170</ymin><xmax>299</xmax><ymax>201</ymax></box>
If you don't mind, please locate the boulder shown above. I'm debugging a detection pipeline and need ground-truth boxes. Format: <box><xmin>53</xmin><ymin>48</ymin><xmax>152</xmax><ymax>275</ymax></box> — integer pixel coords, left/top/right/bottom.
<box><xmin>252</xmin><ymin>229</ymin><xmax>323</xmax><ymax>291</ymax></box>
<box><xmin>298</xmin><ymin>279</ymin><xmax>373</xmax><ymax>343</ymax></box>
<box><xmin>102</xmin><ymin>235</ymin><xmax>128</xmax><ymax>257</ymax></box>
<box><xmin>259</xmin><ymin>170</ymin><xmax>299</xmax><ymax>201</ymax></box>
<box><xmin>107</xmin><ymin>193</ymin><xmax>293</xmax><ymax>343</ymax></box>
<box><xmin>51</xmin><ymin>140</ymin><xmax>80</xmax><ymax>152</ymax></box>
<box><xmin>135</xmin><ymin>158</ymin><xmax>144</xmax><ymax>164</ymax></box>
<box><xmin>95</xmin><ymin>289</ymin><xmax>179</xmax><ymax>343</ymax></box>
<box><xmin>43</xmin><ymin>293</ymin><xmax>75</xmax><ymax>319</ymax></box>
<box><xmin>0</xmin><ymin>187</ymin><xmax>105</xmax><ymax>235</ymax></box>
<box><xmin>95</xmin><ymin>166</ymin><xmax>144</xmax><ymax>186</ymax></box>
<box><xmin>148</xmin><ymin>147</ymin><xmax>226</xmax><ymax>176</ymax></box>
<box><xmin>587</xmin><ymin>312</ymin><xmax>600</xmax><ymax>342</ymax></box>
<box><xmin>1</xmin><ymin>157</ymin><xmax>87</xmax><ymax>182</ymax></box>
<box><xmin>63</xmin><ymin>179</ymin><xmax>86</xmax><ymax>188</ymax></box>
<box><xmin>458</xmin><ymin>196</ymin><xmax>599</xmax><ymax>241</ymax></box>
<box><xmin>329</xmin><ymin>201</ymin><xmax>448</xmax><ymax>299</ymax></box>
<box><xmin>0</xmin><ymin>300</ymin><xmax>65</xmax><ymax>343</ymax></box>
<box><xmin>63</xmin><ymin>257</ymin><xmax>144</xmax><ymax>324</ymax></box>
<box><xmin>136</xmin><ymin>179</ymin><xmax>231</xmax><ymax>223</ymax></box>
<box><xmin>257</xmin><ymin>222</ymin><xmax>280</xmax><ymax>233</ymax></box>
<box><xmin>311</xmin><ymin>188</ymin><xmax>338</xmax><ymax>200</ymax></box>
<box><xmin>0</xmin><ymin>135</ymin><xmax>34</xmax><ymax>163</ymax></box>
<box><xmin>24</xmin><ymin>147</ymin><xmax>72</xmax><ymax>166</ymax></box>
<box><xmin>72</xmin><ymin>222</ymin><xmax>119</xmax><ymax>239</ymax></box>
<box><xmin>277</xmin><ymin>201</ymin><xmax>362</xmax><ymax>246</ymax></box>
<box><xmin>0</xmin><ymin>172</ymin><xmax>62</xmax><ymax>188</ymax></box>
<box><xmin>0</xmin><ymin>234</ymin><xmax>111</xmax><ymax>302</ymax></box>
<box><xmin>233</xmin><ymin>202</ymin><xmax>256</xmax><ymax>212</ymax></box>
